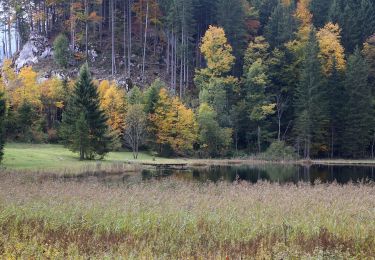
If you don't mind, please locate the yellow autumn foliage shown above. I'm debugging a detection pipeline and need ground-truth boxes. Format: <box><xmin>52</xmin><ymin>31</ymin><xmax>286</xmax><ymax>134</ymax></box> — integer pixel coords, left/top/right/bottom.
<box><xmin>200</xmin><ymin>25</ymin><xmax>235</xmax><ymax>76</ymax></box>
<box><xmin>294</xmin><ymin>0</ymin><xmax>312</xmax><ymax>43</ymax></box>
<box><xmin>150</xmin><ymin>88</ymin><xmax>198</xmax><ymax>154</ymax></box>
<box><xmin>317</xmin><ymin>23</ymin><xmax>346</xmax><ymax>74</ymax></box>
<box><xmin>98</xmin><ymin>80</ymin><xmax>127</xmax><ymax>135</ymax></box>
<box><xmin>40</xmin><ymin>77</ymin><xmax>66</xmax><ymax>109</ymax></box>
<box><xmin>12</xmin><ymin>66</ymin><xmax>42</xmax><ymax>109</ymax></box>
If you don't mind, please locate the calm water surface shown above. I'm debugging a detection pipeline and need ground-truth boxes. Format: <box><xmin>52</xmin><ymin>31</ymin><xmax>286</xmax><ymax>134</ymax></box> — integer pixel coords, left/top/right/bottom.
<box><xmin>97</xmin><ymin>164</ymin><xmax>375</xmax><ymax>185</ymax></box>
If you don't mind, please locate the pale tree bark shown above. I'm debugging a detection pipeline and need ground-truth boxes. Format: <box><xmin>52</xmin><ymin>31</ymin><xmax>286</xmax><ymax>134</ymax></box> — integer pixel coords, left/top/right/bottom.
<box><xmin>123</xmin><ymin>0</ymin><xmax>127</xmax><ymax>74</ymax></box>
<box><xmin>276</xmin><ymin>95</ymin><xmax>288</xmax><ymax>141</ymax></box>
<box><xmin>85</xmin><ymin>0</ymin><xmax>89</xmax><ymax>59</ymax></box>
<box><xmin>127</xmin><ymin>0</ymin><xmax>132</xmax><ymax>77</ymax></box>
<box><xmin>111</xmin><ymin>0</ymin><xmax>116</xmax><ymax>75</ymax></box>
<box><xmin>7</xmin><ymin>17</ymin><xmax>12</xmax><ymax>58</ymax></box>
<box><xmin>70</xmin><ymin>0</ymin><xmax>75</xmax><ymax>51</ymax></box>
<box><xmin>141</xmin><ymin>0</ymin><xmax>149</xmax><ymax>81</ymax></box>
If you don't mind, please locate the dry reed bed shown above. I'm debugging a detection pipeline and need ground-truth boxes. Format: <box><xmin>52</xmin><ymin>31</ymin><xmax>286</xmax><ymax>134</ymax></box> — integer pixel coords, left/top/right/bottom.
<box><xmin>0</xmin><ymin>172</ymin><xmax>374</xmax><ymax>259</ymax></box>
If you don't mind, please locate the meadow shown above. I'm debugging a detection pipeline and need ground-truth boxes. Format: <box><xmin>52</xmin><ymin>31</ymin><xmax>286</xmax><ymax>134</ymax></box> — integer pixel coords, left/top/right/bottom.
<box><xmin>2</xmin><ymin>143</ymin><xmax>162</xmax><ymax>170</ymax></box>
<box><xmin>0</xmin><ymin>170</ymin><xmax>374</xmax><ymax>259</ymax></box>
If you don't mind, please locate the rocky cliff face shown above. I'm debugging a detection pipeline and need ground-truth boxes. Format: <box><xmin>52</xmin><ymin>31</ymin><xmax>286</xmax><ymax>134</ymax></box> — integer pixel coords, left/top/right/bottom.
<box><xmin>15</xmin><ymin>32</ymin><xmax>52</xmax><ymax>71</ymax></box>
<box><xmin>10</xmin><ymin>32</ymin><xmax>170</xmax><ymax>91</ymax></box>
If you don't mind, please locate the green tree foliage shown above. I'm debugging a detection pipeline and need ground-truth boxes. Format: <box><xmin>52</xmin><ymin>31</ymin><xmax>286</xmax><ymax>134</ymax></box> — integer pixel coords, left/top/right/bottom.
<box><xmin>294</xmin><ymin>30</ymin><xmax>328</xmax><ymax>159</ymax></box>
<box><xmin>195</xmin><ymin>26</ymin><xmax>237</xmax><ymax>128</ymax></box>
<box><xmin>53</xmin><ymin>34</ymin><xmax>70</xmax><ymax>68</ymax></box>
<box><xmin>0</xmin><ymin>92</ymin><xmax>6</xmax><ymax>163</ymax></box>
<box><xmin>198</xmin><ymin>103</ymin><xmax>232</xmax><ymax>156</ymax></box>
<box><xmin>310</xmin><ymin>0</ymin><xmax>333</xmax><ymax>28</ymax></box>
<box><xmin>264</xmin><ymin>1</ymin><xmax>296</xmax><ymax>48</ymax></box>
<box><xmin>128</xmin><ymin>86</ymin><xmax>144</xmax><ymax>105</ymax></box>
<box><xmin>5</xmin><ymin>0</ymin><xmax>375</xmax><ymax>159</ymax></box>
<box><xmin>215</xmin><ymin>0</ymin><xmax>249</xmax><ymax>73</ymax></box>
<box><xmin>326</xmin><ymin>59</ymin><xmax>346</xmax><ymax>157</ymax></box>
<box><xmin>329</xmin><ymin>0</ymin><xmax>375</xmax><ymax>52</ymax></box>
<box><xmin>60</xmin><ymin>64</ymin><xmax>111</xmax><ymax>160</ymax></box>
<box><xmin>143</xmin><ymin>79</ymin><xmax>163</xmax><ymax>149</ymax></box>
<box><xmin>342</xmin><ymin>49</ymin><xmax>373</xmax><ymax>158</ymax></box>
<box><xmin>243</xmin><ymin>36</ymin><xmax>270</xmax><ymax>71</ymax></box>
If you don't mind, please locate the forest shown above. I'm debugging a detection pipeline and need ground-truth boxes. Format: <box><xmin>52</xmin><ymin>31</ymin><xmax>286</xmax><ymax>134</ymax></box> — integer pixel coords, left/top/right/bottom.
<box><xmin>1</xmin><ymin>0</ymin><xmax>375</xmax><ymax>159</ymax></box>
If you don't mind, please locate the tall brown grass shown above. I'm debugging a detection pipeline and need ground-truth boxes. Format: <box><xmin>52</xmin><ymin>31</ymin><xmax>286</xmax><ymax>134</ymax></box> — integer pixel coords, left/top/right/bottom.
<box><xmin>0</xmin><ymin>171</ymin><xmax>374</xmax><ymax>258</ymax></box>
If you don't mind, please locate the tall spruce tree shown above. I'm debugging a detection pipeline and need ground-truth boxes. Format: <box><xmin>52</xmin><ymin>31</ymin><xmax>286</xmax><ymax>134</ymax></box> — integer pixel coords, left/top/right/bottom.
<box><xmin>60</xmin><ymin>64</ymin><xmax>111</xmax><ymax>160</ymax></box>
<box><xmin>264</xmin><ymin>1</ymin><xmax>296</xmax><ymax>49</ymax></box>
<box><xmin>215</xmin><ymin>0</ymin><xmax>248</xmax><ymax>74</ymax></box>
<box><xmin>327</xmin><ymin>59</ymin><xmax>345</xmax><ymax>157</ymax></box>
<box><xmin>310</xmin><ymin>0</ymin><xmax>333</xmax><ymax>28</ymax></box>
<box><xmin>294</xmin><ymin>30</ymin><xmax>328</xmax><ymax>159</ymax></box>
<box><xmin>342</xmin><ymin>49</ymin><xmax>373</xmax><ymax>158</ymax></box>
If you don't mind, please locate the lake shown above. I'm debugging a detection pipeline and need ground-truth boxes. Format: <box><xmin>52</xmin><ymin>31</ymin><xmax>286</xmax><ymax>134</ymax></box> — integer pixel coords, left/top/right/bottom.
<box><xmin>95</xmin><ymin>164</ymin><xmax>375</xmax><ymax>185</ymax></box>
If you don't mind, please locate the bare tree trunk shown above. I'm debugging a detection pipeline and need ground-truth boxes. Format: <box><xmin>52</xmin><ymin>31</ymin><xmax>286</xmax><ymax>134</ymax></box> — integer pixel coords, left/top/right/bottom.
<box><xmin>70</xmin><ymin>0</ymin><xmax>75</xmax><ymax>51</ymax></box>
<box><xmin>85</xmin><ymin>0</ymin><xmax>89</xmax><ymax>60</ymax></box>
<box><xmin>257</xmin><ymin>126</ymin><xmax>261</xmax><ymax>154</ymax></box>
<box><xmin>372</xmin><ymin>132</ymin><xmax>375</xmax><ymax>159</ymax></box>
<box><xmin>123</xmin><ymin>0</ymin><xmax>127</xmax><ymax>74</ymax></box>
<box><xmin>99</xmin><ymin>1</ymin><xmax>103</xmax><ymax>49</ymax></box>
<box><xmin>141</xmin><ymin>0</ymin><xmax>149</xmax><ymax>81</ymax></box>
<box><xmin>170</xmin><ymin>31</ymin><xmax>174</xmax><ymax>90</ymax></box>
<box><xmin>7</xmin><ymin>17</ymin><xmax>12</xmax><ymax>58</ymax></box>
<box><xmin>173</xmin><ymin>33</ymin><xmax>177</xmax><ymax>93</ymax></box>
<box><xmin>166</xmin><ymin>31</ymin><xmax>170</xmax><ymax>75</ymax></box>
<box><xmin>127</xmin><ymin>0</ymin><xmax>132</xmax><ymax>77</ymax></box>
<box><xmin>179</xmin><ymin>28</ymin><xmax>183</xmax><ymax>99</ymax></box>
<box><xmin>331</xmin><ymin>126</ymin><xmax>334</xmax><ymax>158</ymax></box>
<box><xmin>111</xmin><ymin>0</ymin><xmax>116</xmax><ymax>75</ymax></box>
<box><xmin>306</xmin><ymin>136</ymin><xmax>311</xmax><ymax>160</ymax></box>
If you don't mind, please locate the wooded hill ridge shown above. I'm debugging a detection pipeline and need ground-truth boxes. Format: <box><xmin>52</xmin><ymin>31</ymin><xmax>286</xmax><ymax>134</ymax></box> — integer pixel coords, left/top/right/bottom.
<box><xmin>1</xmin><ymin>0</ymin><xmax>375</xmax><ymax>159</ymax></box>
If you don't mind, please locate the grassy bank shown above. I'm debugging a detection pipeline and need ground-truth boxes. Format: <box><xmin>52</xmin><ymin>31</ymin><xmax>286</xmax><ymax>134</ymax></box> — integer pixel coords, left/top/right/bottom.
<box><xmin>0</xmin><ymin>173</ymin><xmax>374</xmax><ymax>258</ymax></box>
<box><xmin>2</xmin><ymin>143</ymin><xmax>162</xmax><ymax>170</ymax></box>
<box><xmin>4</xmin><ymin>143</ymin><xmax>375</xmax><ymax>173</ymax></box>
<box><xmin>1</xmin><ymin>143</ymin><xmax>271</xmax><ymax>172</ymax></box>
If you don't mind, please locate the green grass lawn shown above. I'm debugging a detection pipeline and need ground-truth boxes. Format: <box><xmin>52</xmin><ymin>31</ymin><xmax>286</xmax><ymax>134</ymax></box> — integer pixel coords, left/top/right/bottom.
<box><xmin>2</xmin><ymin>143</ymin><xmax>165</xmax><ymax>170</ymax></box>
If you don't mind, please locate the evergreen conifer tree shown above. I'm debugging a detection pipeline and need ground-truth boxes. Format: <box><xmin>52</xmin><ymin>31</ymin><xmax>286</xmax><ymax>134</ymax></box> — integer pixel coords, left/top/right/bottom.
<box><xmin>264</xmin><ymin>2</ymin><xmax>295</xmax><ymax>48</ymax></box>
<box><xmin>60</xmin><ymin>64</ymin><xmax>111</xmax><ymax>160</ymax></box>
<box><xmin>294</xmin><ymin>30</ymin><xmax>328</xmax><ymax>159</ymax></box>
<box><xmin>327</xmin><ymin>59</ymin><xmax>345</xmax><ymax>157</ymax></box>
<box><xmin>342</xmin><ymin>49</ymin><xmax>373</xmax><ymax>158</ymax></box>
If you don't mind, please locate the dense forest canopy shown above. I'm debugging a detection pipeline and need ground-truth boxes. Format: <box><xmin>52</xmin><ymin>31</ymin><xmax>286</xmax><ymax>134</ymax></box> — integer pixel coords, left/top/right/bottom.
<box><xmin>0</xmin><ymin>0</ymin><xmax>375</xmax><ymax>159</ymax></box>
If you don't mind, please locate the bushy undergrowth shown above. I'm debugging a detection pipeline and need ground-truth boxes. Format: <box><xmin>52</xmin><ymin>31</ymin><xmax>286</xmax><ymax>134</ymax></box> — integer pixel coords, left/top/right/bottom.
<box><xmin>261</xmin><ymin>141</ymin><xmax>298</xmax><ymax>161</ymax></box>
<box><xmin>0</xmin><ymin>173</ymin><xmax>374</xmax><ymax>258</ymax></box>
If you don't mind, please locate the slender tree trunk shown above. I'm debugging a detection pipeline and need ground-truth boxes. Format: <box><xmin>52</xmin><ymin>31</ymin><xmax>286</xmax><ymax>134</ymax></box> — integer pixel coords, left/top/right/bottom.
<box><xmin>170</xmin><ymin>31</ymin><xmax>174</xmax><ymax>90</ymax></box>
<box><xmin>179</xmin><ymin>29</ymin><xmax>183</xmax><ymax>99</ymax></box>
<box><xmin>70</xmin><ymin>0</ymin><xmax>75</xmax><ymax>51</ymax></box>
<box><xmin>85</xmin><ymin>0</ymin><xmax>89</xmax><ymax>60</ymax></box>
<box><xmin>141</xmin><ymin>0</ymin><xmax>149</xmax><ymax>81</ymax></box>
<box><xmin>99</xmin><ymin>1</ymin><xmax>103</xmax><ymax>48</ymax></box>
<box><xmin>128</xmin><ymin>0</ymin><xmax>132</xmax><ymax>77</ymax></box>
<box><xmin>306</xmin><ymin>136</ymin><xmax>311</xmax><ymax>160</ymax></box>
<box><xmin>111</xmin><ymin>0</ymin><xmax>116</xmax><ymax>75</ymax></box>
<box><xmin>7</xmin><ymin>17</ymin><xmax>12</xmax><ymax>58</ymax></box>
<box><xmin>331</xmin><ymin>126</ymin><xmax>334</xmax><ymax>158</ymax></box>
<box><xmin>257</xmin><ymin>126</ymin><xmax>261</xmax><ymax>154</ymax></box>
<box><xmin>173</xmin><ymin>34</ymin><xmax>177</xmax><ymax>93</ymax></box>
<box><xmin>123</xmin><ymin>0</ymin><xmax>127</xmax><ymax>74</ymax></box>
<box><xmin>166</xmin><ymin>31</ymin><xmax>170</xmax><ymax>75</ymax></box>
<box><xmin>3</xmin><ymin>24</ymin><xmax>8</xmax><ymax>58</ymax></box>
<box><xmin>371</xmin><ymin>132</ymin><xmax>375</xmax><ymax>159</ymax></box>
